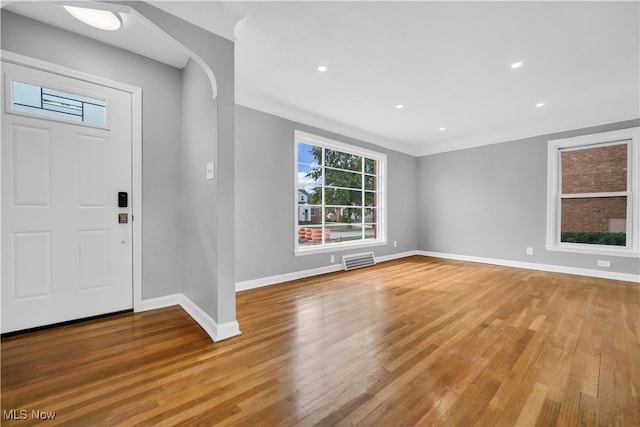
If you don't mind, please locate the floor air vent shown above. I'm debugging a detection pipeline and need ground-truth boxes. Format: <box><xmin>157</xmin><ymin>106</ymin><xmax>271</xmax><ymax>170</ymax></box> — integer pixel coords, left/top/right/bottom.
<box><xmin>342</xmin><ymin>252</ymin><xmax>376</xmax><ymax>271</ymax></box>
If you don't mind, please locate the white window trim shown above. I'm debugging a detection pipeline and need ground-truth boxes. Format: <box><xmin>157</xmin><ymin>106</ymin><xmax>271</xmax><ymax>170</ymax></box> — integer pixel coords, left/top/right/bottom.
<box><xmin>294</xmin><ymin>130</ymin><xmax>387</xmax><ymax>256</ymax></box>
<box><xmin>546</xmin><ymin>127</ymin><xmax>640</xmax><ymax>258</ymax></box>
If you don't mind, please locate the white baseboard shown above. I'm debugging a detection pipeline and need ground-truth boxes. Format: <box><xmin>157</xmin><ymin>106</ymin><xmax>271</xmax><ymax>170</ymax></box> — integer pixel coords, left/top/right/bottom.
<box><xmin>135</xmin><ymin>293</ymin><xmax>241</xmax><ymax>342</ymax></box>
<box><xmin>418</xmin><ymin>251</ymin><xmax>640</xmax><ymax>283</ymax></box>
<box><xmin>177</xmin><ymin>295</ymin><xmax>241</xmax><ymax>342</ymax></box>
<box><xmin>214</xmin><ymin>320</ymin><xmax>242</xmax><ymax>341</ymax></box>
<box><xmin>236</xmin><ymin>264</ymin><xmax>343</xmax><ymax>292</ymax></box>
<box><xmin>140</xmin><ymin>250</ymin><xmax>635</xmax><ymax>339</ymax></box>
<box><xmin>236</xmin><ymin>249</ymin><xmax>637</xmax><ymax>293</ymax></box>
<box><xmin>376</xmin><ymin>250</ymin><xmax>420</xmax><ymax>263</ymax></box>
<box><xmin>235</xmin><ymin>250</ymin><xmax>421</xmax><ymax>292</ymax></box>
<box><xmin>135</xmin><ymin>293</ymin><xmax>182</xmax><ymax>312</ymax></box>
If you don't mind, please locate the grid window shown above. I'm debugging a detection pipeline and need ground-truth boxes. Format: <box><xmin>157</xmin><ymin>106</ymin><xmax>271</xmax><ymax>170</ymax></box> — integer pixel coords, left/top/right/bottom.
<box><xmin>295</xmin><ymin>131</ymin><xmax>386</xmax><ymax>254</ymax></box>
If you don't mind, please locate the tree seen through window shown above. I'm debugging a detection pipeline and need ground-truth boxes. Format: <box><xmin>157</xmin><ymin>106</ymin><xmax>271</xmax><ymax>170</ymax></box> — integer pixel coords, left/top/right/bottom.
<box><xmin>296</xmin><ymin>133</ymin><xmax>384</xmax><ymax>251</ymax></box>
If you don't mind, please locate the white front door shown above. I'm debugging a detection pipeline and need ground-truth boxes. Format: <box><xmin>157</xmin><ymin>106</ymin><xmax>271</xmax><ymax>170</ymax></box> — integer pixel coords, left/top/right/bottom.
<box><xmin>1</xmin><ymin>61</ymin><xmax>133</xmax><ymax>333</ymax></box>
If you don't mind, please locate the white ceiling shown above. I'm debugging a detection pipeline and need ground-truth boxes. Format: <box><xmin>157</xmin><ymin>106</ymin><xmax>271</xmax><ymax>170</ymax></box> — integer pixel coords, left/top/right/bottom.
<box><xmin>4</xmin><ymin>1</ymin><xmax>639</xmax><ymax>156</ymax></box>
<box><xmin>2</xmin><ymin>1</ymin><xmax>191</xmax><ymax>68</ymax></box>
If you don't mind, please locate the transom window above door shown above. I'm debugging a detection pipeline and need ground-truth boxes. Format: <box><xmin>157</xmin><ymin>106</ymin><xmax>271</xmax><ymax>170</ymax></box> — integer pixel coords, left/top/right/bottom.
<box><xmin>8</xmin><ymin>78</ymin><xmax>108</xmax><ymax>127</ymax></box>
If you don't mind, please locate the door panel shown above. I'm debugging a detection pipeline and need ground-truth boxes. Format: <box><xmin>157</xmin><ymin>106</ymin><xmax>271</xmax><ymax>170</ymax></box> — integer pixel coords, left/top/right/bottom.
<box><xmin>2</xmin><ymin>61</ymin><xmax>133</xmax><ymax>333</ymax></box>
<box><xmin>77</xmin><ymin>134</ymin><xmax>109</xmax><ymax>207</ymax></box>
<box><xmin>11</xmin><ymin>232</ymin><xmax>52</xmax><ymax>299</ymax></box>
<box><xmin>9</xmin><ymin>124</ymin><xmax>51</xmax><ymax>207</ymax></box>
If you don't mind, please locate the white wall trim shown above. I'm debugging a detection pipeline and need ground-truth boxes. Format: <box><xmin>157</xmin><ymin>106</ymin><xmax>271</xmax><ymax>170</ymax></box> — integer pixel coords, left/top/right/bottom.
<box><xmin>136</xmin><ymin>293</ymin><xmax>241</xmax><ymax>342</ymax></box>
<box><xmin>236</xmin><ymin>264</ymin><xmax>343</xmax><ymax>292</ymax></box>
<box><xmin>418</xmin><ymin>251</ymin><xmax>640</xmax><ymax>283</ymax></box>
<box><xmin>236</xmin><ymin>99</ymin><xmax>421</xmax><ymax>156</ymax></box>
<box><xmin>414</xmin><ymin>117</ymin><xmax>640</xmax><ymax>157</ymax></box>
<box><xmin>236</xmin><ymin>250</ymin><xmax>420</xmax><ymax>292</ymax></box>
<box><xmin>177</xmin><ymin>295</ymin><xmax>240</xmax><ymax>342</ymax></box>
<box><xmin>236</xmin><ymin>249</ymin><xmax>637</xmax><ymax>294</ymax></box>
<box><xmin>131</xmin><ymin>88</ymin><xmax>143</xmax><ymax>309</ymax></box>
<box><xmin>376</xmin><ymin>250</ymin><xmax>420</xmax><ymax>263</ymax></box>
<box><xmin>135</xmin><ymin>293</ymin><xmax>182</xmax><ymax>312</ymax></box>
<box><xmin>214</xmin><ymin>319</ymin><xmax>242</xmax><ymax>341</ymax></box>
<box><xmin>141</xmin><ymin>251</ymin><xmax>636</xmax><ymax>340</ymax></box>
<box><xmin>1</xmin><ymin>50</ymin><xmax>141</xmax><ymax>93</ymax></box>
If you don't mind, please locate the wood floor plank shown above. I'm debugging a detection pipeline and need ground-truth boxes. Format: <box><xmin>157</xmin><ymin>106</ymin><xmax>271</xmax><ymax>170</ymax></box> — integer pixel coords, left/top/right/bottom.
<box><xmin>2</xmin><ymin>256</ymin><xmax>638</xmax><ymax>426</ymax></box>
<box><xmin>534</xmin><ymin>397</ymin><xmax>562</xmax><ymax>427</ymax></box>
<box><xmin>514</xmin><ymin>382</ymin><xmax>549</xmax><ymax>427</ymax></box>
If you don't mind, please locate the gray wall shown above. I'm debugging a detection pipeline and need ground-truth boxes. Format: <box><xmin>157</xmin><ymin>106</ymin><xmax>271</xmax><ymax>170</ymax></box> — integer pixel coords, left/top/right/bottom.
<box><xmin>235</xmin><ymin>105</ymin><xmax>419</xmax><ymax>283</ymax></box>
<box><xmin>1</xmin><ymin>10</ymin><xmax>184</xmax><ymax>299</ymax></box>
<box><xmin>3</xmin><ymin>7</ymin><xmax>635</xmax><ymax>315</ymax></box>
<box><xmin>181</xmin><ymin>59</ymin><xmax>218</xmax><ymax>316</ymax></box>
<box><xmin>2</xmin><ymin>6</ymin><xmax>238</xmax><ymax>325</ymax></box>
<box><xmin>128</xmin><ymin>2</ymin><xmax>236</xmax><ymax>324</ymax></box>
<box><xmin>417</xmin><ymin>119</ymin><xmax>640</xmax><ymax>276</ymax></box>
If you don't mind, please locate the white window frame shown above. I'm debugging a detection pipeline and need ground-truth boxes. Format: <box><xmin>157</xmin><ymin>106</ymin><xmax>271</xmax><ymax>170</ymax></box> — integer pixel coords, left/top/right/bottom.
<box><xmin>546</xmin><ymin>127</ymin><xmax>639</xmax><ymax>258</ymax></box>
<box><xmin>294</xmin><ymin>130</ymin><xmax>387</xmax><ymax>256</ymax></box>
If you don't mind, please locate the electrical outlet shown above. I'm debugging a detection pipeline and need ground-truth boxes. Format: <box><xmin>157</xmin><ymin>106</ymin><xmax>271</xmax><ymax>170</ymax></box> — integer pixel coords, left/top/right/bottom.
<box><xmin>597</xmin><ymin>260</ymin><xmax>611</xmax><ymax>268</ymax></box>
<box><xmin>393</xmin><ymin>240</ymin><xmax>398</xmax><ymax>248</ymax></box>
<box><xmin>330</xmin><ymin>255</ymin><xmax>335</xmax><ymax>264</ymax></box>
<box><xmin>526</xmin><ymin>247</ymin><xmax>534</xmax><ymax>256</ymax></box>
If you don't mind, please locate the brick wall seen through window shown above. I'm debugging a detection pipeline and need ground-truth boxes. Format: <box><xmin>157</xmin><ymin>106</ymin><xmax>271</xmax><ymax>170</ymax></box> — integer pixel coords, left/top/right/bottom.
<box><xmin>559</xmin><ymin>142</ymin><xmax>628</xmax><ymax>246</ymax></box>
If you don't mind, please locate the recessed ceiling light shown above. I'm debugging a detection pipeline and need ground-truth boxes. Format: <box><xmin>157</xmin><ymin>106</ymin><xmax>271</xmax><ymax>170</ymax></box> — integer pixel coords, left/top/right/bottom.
<box><xmin>535</xmin><ymin>102</ymin><xmax>545</xmax><ymax>108</ymax></box>
<box><xmin>439</xmin><ymin>127</ymin><xmax>446</xmax><ymax>131</ymax></box>
<box><xmin>510</xmin><ymin>61</ymin><xmax>523</xmax><ymax>69</ymax></box>
<box><xmin>64</xmin><ymin>5</ymin><xmax>121</xmax><ymax>31</ymax></box>
<box><xmin>395</xmin><ymin>104</ymin><xmax>404</xmax><ymax>109</ymax></box>
<box><xmin>317</xmin><ymin>65</ymin><xmax>328</xmax><ymax>72</ymax></box>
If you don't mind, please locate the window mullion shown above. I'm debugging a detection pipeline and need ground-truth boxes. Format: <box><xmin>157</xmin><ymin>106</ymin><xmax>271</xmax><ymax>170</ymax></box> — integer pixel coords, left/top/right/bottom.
<box><xmin>361</xmin><ymin>159</ymin><xmax>365</xmax><ymax>240</ymax></box>
<box><xmin>560</xmin><ymin>191</ymin><xmax>628</xmax><ymax>199</ymax></box>
<box><xmin>627</xmin><ymin>141</ymin><xmax>633</xmax><ymax>248</ymax></box>
<box><xmin>321</xmin><ymin>146</ymin><xmax>326</xmax><ymax>246</ymax></box>
<box><xmin>627</xmin><ymin>192</ymin><xmax>633</xmax><ymax>248</ymax></box>
<box><xmin>556</xmin><ymin>149</ymin><xmax>563</xmax><ymax>245</ymax></box>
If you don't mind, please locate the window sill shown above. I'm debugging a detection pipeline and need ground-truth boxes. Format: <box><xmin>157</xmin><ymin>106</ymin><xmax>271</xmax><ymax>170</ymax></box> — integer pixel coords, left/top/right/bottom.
<box><xmin>294</xmin><ymin>240</ymin><xmax>387</xmax><ymax>256</ymax></box>
<box><xmin>546</xmin><ymin>244</ymin><xmax>640</xmax><ymax>258</ymax></box>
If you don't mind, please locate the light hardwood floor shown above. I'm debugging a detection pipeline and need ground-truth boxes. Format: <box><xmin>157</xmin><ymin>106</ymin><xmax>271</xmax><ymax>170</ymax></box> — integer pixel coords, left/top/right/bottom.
<box><xmin>2</xmin><ymin>256</ymin><xmax>639</xmax><ymax>426</ymax></box>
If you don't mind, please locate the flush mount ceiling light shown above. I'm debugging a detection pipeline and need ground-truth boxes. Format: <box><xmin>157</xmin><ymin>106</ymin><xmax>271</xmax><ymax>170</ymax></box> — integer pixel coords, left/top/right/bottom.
<box><xmin>395</xmin><ymin>104</ymin><xmax>404</xmax><ymax>109</ymax></box>
<box><xmin>439</xmin><ymin>127</ymin><xmax>446</xmax><ymax>131</ymax></box>
<box><xmin>64</xmin><ymin>5</ymin><xmax>121</xmax><ymax>31</ymax></box>
<box><xmin>535</xmin><ymin>102</ymin><xmax>545</xmax><ymax>108</ymax></box>
<box><xmin>510</xmin><ymin>61</ymin><xmax>524</xmax><ymax>69</ymax></box>
<box><xmin>317</xmin><ymin>65</ymin><xmax>328</xmax><ymax>72</ymax></box>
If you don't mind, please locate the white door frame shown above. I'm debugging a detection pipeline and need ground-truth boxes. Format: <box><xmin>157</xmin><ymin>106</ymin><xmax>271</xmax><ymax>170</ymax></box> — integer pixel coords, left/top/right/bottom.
<box><xmin>1</xmin><ymin>50</ymin><xmax>144</xmax><ymax>314</ymax></box>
